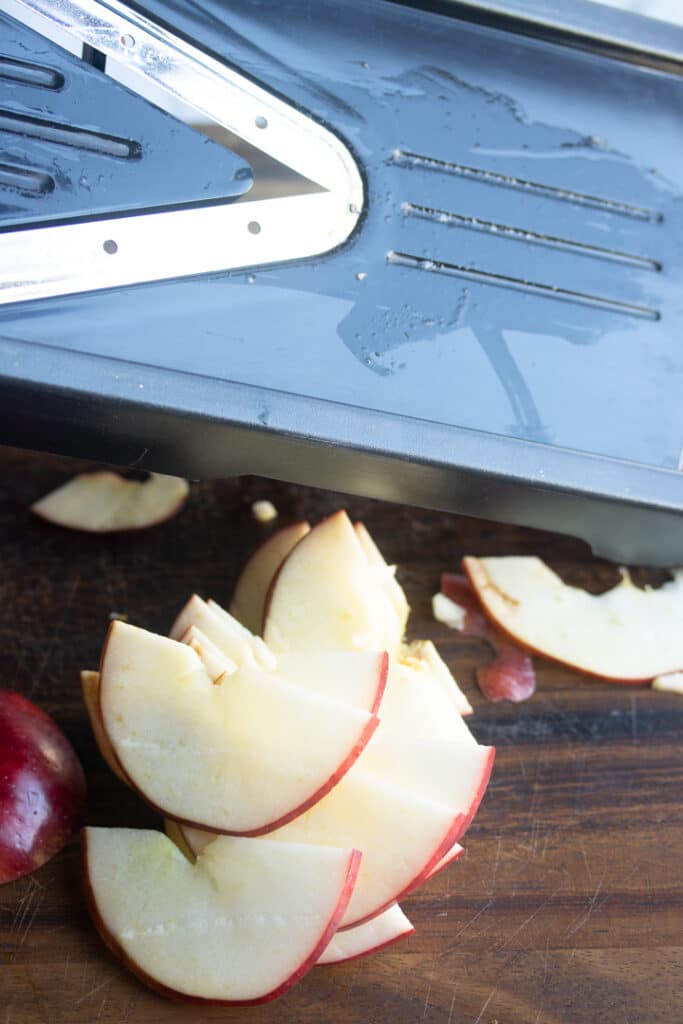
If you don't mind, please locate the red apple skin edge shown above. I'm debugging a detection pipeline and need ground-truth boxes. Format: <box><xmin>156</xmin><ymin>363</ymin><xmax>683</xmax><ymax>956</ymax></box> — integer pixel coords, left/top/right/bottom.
<box><xmin>316</xmin><ymin>922</ymin><xmax>416</xmax><ymax>967</ymax></box>
<box><xmin>0</xmin><ymin>691</ymin><xmax>86</xmax><ymax>884</ymax></box>
<box><xmin>260</xmin><ymin>509</ymin><xmax>349</xmax><ymax>635</ymax></box>
<box><xmin>97</xmin><ymin>622</ymin><xmax>387</xmax><ymax>837</ymax></box>
<box><xmin>81</xmin><ymin>833</ymin><xmax>361</xmax><ymax>1006</ymax></box>
<box><xmin>339</xmin><ymin>811</ymin><xmax>466</xmax><ymax>931</ymax></box>
<box><xmin>458</xmin><ymin>745</ymin><xmax>496</xmax><ymax>839</ymax></box>
<box><xmin>461</xmin><ymin>559</ymin><xmax>651</xmax><ymax>685</ymax></box>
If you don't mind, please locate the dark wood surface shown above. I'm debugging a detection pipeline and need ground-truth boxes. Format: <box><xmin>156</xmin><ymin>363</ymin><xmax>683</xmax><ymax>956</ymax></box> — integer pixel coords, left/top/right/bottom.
<box><xmin>1</xmin><ymin>445</ymin><xmax>681</xmax><ymax>1024</ymax></box>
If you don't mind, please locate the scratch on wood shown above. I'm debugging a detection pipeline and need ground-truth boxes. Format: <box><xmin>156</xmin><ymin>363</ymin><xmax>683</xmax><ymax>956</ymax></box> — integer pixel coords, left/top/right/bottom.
<box><xmin>421</xmin><ymin>973</ymin><xmax>434</xmax><ymax>1021</ymax></box>
<box><xmin>491</xmin><ymin>885</ymin><xmax>563</xmax><ymax>952</ymax></box>
<box><xmin>446</xmin><ymin>986</ymin><xmax>460</xmax><ymax>1024</ymax></box>
<box><xmin>472</xmin><ymin>987</ymin><xmax>496</xmax><ymax>1024</ymax></box>
<box><xmin>564</xmin><ymin>871</ymin><xmax>607</xmax><ymax>938</ymax></box>
<box><xmin>75</xmin><ymin>978</ymin><xmax>111</xmax><ymax>1007</ymax></box>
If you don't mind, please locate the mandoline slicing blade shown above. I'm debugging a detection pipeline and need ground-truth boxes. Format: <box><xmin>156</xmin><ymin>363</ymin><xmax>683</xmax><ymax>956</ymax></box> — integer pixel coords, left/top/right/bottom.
<box><xmin>1</xmin><ymin>0</ymin><xmax>683</xmax><ymax>565</ymax></box>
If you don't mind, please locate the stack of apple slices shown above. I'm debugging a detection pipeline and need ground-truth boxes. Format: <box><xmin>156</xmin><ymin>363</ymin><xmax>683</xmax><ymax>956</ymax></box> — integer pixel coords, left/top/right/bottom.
<box><xmin>82</xmin><ymin>511</ymin><xmax>493</xmax><ymax>1004</ymax></box>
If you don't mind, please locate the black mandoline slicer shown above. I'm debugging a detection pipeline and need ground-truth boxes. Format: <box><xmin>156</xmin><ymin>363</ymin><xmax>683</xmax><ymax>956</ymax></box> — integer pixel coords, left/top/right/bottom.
<box><xmin>2</xmin><ymin>0</ymin><xmax>683</xmax><ymax>564</ymax></box>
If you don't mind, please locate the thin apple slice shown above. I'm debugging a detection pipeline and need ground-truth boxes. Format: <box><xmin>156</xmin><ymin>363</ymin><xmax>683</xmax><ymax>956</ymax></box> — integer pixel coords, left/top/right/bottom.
<box><xmin>179</xmin><ymin>770</ymin><xmax>465</xmax><ymax>929</ymax></box>
<box><xmin>83</xmin><ymin>828</ymin><xmax>360</xmax><ymax>1004</ymax></box>
<box><xmin>170</xmin><ymin>595</ymin><xmax>274</xmax><ymax>670</ymax></box>
<box><xmin>164</xmin><ymin>818</ymin><xmax>196</xmax><ymax>861</ymax></box>
<box><xmin>353</xmin><ymin>522</ymin><xmax>409</xmax><ymax>638</ymax></box>
<box><xmin>80</xmin><ymin>670</ymin><xmax>127</xmax><ymax>784</ymax></box>
<box><xmin>652</xmin><ymin>672</ymin><xmax>683</xmax><ymax>694</ymax></box>
<box><xmin>31</xmin><ymin>471</ymin><xmax>189</xmax><ymax>532</ymax></box>
<box><xmin>179</xmin><ymin>625</ymin><xmax>237</xmax><ymax>681</ymax></box>
<box><xmin>464</xmin><ymin>557</ymin><xmax>683</xmax><ymax>682</ymax></box>
<box><xmin>175</xmin><ymin>597</ymin><xmax>388</xmax><ymax>714</ymax></box>
<box><xmin>424</xmin><ymin>842</ymin><xmax>464</xmax><ymax>881</ymax></box>
<box><xmin>264</xmin><ymin>511</ymin><xmax>403</xmax><ymax>657</ymax></box>
<box><xmin>317</xmin><ymin>904</ymin><xmax>414</xmax><ymax>965</ymax></box>
<box><xmin>358</xmin><ymin>731</ymin><xmax>494</xmax><ymax>838</ymax></box>
<box><xmin>99</xmin><ymin>621</ymin><xmax>379</xmax><ymax>834</ymax></box>
<box><xmin>400</xmin><ymin>639</ymin><xmax>473</xmax><ymax>716</ymax></box>
<box><xmin>229</xmin><ymin>521</ymin><xmax>311</xmax><ymax>633</ymax></box>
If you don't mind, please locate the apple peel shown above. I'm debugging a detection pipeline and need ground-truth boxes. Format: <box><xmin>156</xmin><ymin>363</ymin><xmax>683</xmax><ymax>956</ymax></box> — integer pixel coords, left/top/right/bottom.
<box><xmin>0</xmin><ymin>691</ymin><xmax>86</xmax><ymax>884</ymax></box>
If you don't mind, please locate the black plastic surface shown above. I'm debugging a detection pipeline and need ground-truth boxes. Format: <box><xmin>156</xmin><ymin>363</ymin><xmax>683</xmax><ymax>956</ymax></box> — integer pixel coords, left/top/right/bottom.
<box><xmin>0</xmin><ymin>11</ymin><xmax>252</xmax><ymax>226</ymax></box>
<box><xmin>1</xmin><ymin>0</ymin><xmax>683</xmax><ymax>564</ymax></box>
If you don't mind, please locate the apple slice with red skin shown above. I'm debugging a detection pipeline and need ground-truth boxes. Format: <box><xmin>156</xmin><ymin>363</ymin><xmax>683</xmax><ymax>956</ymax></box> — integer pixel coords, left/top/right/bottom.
<box><xmin>358</xmin><ymin>731</ymin><xmax>494</xmax><ymax>839</ymax></box>
<box><xmin>83</xmin><ymin>828</ymin><xmax>360</xmax><ymax>1004</ymax></box>
<box><xmin>177</xmin><ymin>769</ymin><xmax>465</xmax><ymax>929</ymax></box>
<box><xmin>99</xmin><ymin>621</ymin><xmax>381</xmax><ymax>835</ymax></box>
<box><xmin>0</xmin><ymin>691</ymin><xmax>86</xmax><ymax>883</ymax></box>
<box><xmin>263</xmin><ymin>511</ymin><xmax>471</xmax><ymax>714</ymax></box>
<box><xmin>173</xmin><ymin>596</ymin><xmax>388</xmax><ymax>714</ymax></box>
<box><xmin>463</xmin><ymin>556</ymin><xmax>683</xmax><ymax>682</ymax></box>
<box><xmin>317</xmin><ymin>903</ymin><xmax>414</xmax><ymax>965</ymax></box>
<box><xmin>31</xmin><ymin>472</ymin><xmax>189</xmax><ymax>533</ymax></box>
<box><xmin>264</xmin><ymin>510</ymin><xmax>403</xmax><ymax>657</ymax></box>
<box><xmin>424</xmin><ymin>842</ymin><xmax>464</xmax><ymax>881</ymax></box>
<box><xmin>229</xmin><ymin>521</ymin><xmax>311</xmax><ymax>633</ymax></box>
<box><xmin>170</xmin><ymin>595</ymin><xmax>274</xmax><ymax>670</ymax></box>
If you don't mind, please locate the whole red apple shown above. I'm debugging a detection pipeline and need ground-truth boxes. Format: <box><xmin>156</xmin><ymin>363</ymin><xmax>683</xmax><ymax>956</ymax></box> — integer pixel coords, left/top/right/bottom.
<box><xmin>0</xmin><ymin>691</ymin><xmax>86</xmax><ymax>884</ymax></box>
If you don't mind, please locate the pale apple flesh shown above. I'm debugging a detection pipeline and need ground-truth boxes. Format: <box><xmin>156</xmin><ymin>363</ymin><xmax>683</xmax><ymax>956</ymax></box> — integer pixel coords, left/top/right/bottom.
<box><xmin>177</xmin><ymin>768</ymin><xmax>465</xmax><ymax>929</ymax></box>
<box><xmin>99</xmin><ymin>621</ymin><xmax>380</xmax><ymax>834</ymax></box>
<box><xmin>424</xmin><ymin>842</ymin><xmax>464</xmax><ymax>881</ymax></box>
<box><xmin>317</xmin><ymin>903</ymin><xmax>414</xmax><ymax>965</ymax></box>
<box><xmin>0</xmin><ymin>691</ymin><xmax>86</xmax><ymax>884</ymax></box>
<box><xmin>264</xmin><ymin>510</ymin><xmax>404</xmax><ymax>657</ymax></box>
<box><xmin>31</xmin><ymin>472</ymin><xmax>189</xmax><ymax>533</ymax></box>
<box><xmin>229</xmin><ymin>521</ymin><xmax>311</xmax><ymax>634</ymax></box>
<box><xmin>464</xmin><ymin>556</ymin><xmax>683</xmax><ymax>681</ymax></box>
<box><xmin>173</xmin><ymin>597</ymin><xmax>388</xmax><ymax>713</ymax></box>
<box><xmin>83</xmin><ymin>828</ymin><xmax>360</xmax><ymax>1004</ymax></box>
<box><xmin>170</xmin><ymin>595</ymin><xmax>274</xmax><ymax>670</ymax></box>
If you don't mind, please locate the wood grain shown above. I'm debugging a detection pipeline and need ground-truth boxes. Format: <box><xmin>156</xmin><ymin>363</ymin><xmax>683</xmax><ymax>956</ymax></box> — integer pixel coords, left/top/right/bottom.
<box><xmin>0</xmin><ymin>445</ymin><xmax>681</xmax><ymax>1024</ymax></box>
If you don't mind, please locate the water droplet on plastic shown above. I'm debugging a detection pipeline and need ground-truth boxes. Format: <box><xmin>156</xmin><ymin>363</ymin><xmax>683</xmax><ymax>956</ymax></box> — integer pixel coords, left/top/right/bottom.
<box><xmin>356</xmin><ymin>271</ymin><xmax>367</xmax><ymax>281</ymax></box>
<box><xmin>247</xmin><ymin>274</ymin><xmax>255</xmax><ymax>284</ymax></box>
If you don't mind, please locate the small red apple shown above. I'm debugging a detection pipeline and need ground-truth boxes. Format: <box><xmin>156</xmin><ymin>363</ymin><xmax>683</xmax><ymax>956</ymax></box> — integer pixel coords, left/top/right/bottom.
<box><xmin>0</xmin><ymin>691</ymin><xmax>86</xmax><ymax>884</ymax></box>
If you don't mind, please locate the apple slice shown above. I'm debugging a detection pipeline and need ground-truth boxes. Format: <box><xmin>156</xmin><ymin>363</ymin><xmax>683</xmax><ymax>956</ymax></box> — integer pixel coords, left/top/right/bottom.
<box><xmin>99</xmin><ymin>621</ymin><xmax>379</xmax><ymax>834</ymax></box>
<box><xmin>317</xmin><ymin>904</ymin><xmax>414</xmax><ymax>965</ymax></box>
<box><xmin>179</xmin><ymin>625</ymin><xmax>237</xmax><ymax>681</ymax></box>
<box><xmin>424</xmin><ymin>842</ymin><xmax>464</xmax><ymax>881</ymax></box>
<box><xmin>358</xmin><ymin>731</ymin><xmax>494</xmax><ymax>838</ymax></box>
<box><xmin>174</xmin><ymin>597</ymin><xmax>388</xmax><ymax>714</ymax></box>
<box><xmin>170</xmin><ymin>595</ymin><xmax>274</xmax><ymax>670</ymax></box>
<box><xmin>80</xmin><ymin>670</ymin><xmax>127</xmax><ymax>784</ymax></box>
<box><xmin>178</xmin><ymin>769</ymin><xmax>465</xmax><ymax>929</ymax></box>
<box><xmin>0</xmin><ymin>691</ymin><xmax>86</xmax><ymax>883</ymax></box>
<box><xmin>230</xmin><ymin>521</ymin><xmax>311</xmax><ymax>633</ymax></box>
<box><xmin>83</xmin><ymin>828</ymin><xmax>360</xmax><ymax>1004</ymax></box>
<box><xmin>464</xmin><ymin>557</ymin><xmax>683</xmax><ymax>682</ymax></box>
<box><xmin>31</xmin><ymin>471</ymin><xmax>189</xmax><ymax>532</ymax></box>
<box><xmin>400</xmin><ymin>639</ymin><xmax>473</xmax><ymax>716</ymax></box>
<box><xmin>353</xmin><ymin>522</ymin><xmax>410</xmax><ymax>638</ymax></box>
<box><xmin>264</xmin><ymin>511</ymin><xmax>403</xmax><ymax>657</ymax></box>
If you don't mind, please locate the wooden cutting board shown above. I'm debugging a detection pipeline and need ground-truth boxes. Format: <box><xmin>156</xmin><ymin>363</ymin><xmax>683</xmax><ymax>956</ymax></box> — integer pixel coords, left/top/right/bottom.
<box><xmin>0</xmin><ymin>446</ymin><xmax>681</xmax><ymax>1024</ymax></box>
